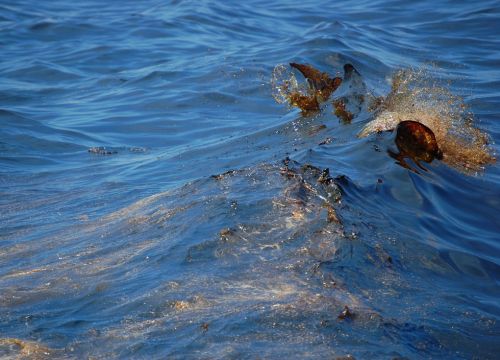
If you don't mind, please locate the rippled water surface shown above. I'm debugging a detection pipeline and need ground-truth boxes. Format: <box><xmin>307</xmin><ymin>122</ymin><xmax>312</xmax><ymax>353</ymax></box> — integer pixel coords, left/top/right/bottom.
<box><xmin>1</xmin><ymin>0</ymin><xmax>499</xmax><ymax>358</ymax></box>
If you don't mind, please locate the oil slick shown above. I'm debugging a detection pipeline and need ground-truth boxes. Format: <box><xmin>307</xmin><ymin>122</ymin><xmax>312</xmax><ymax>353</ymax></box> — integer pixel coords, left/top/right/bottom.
<box><xmin>48</xmin><ymin>161</ymin><xmax>391</xmax><ymax>358</ymax></box>
<box><xmin>359</xmin><ymin>68</ymin><xmax>495</xmax><ymax>173</ymax></box>
<box><xmin>388</xmin><ymin>120</ymin><xmax>443</xmax><ymax>173</ymax></box>
<box><xmin>272</xmin><ymin>62</ymin><xmax>495</xmax><ymax>174</ymax></box>
<box><xmin>289</xmin><ymin>63</ymin><xmax>342</xmax><ymax>102</ymax></box>
<box><xmin>272</xmin><ymin>63</ymin><xmax>342</xmax><ymax>115</ymax></box>
<box><xmin>0</xmin><ymin>338</ymin><xmax>56</xmax><ymax>359</ymax></box>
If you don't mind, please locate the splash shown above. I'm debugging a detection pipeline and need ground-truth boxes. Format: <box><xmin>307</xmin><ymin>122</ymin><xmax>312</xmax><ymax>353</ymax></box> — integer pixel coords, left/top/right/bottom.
<box><xmin>271</xmin><ymin>64</ymin><xmax>305</xmax><ymax>106</ymax></box>
<box><xmin>359</xmin><ymin>68</ymin><xmax>495</xmax><ymax>173</ymax></box>
<box><xmin>271</xmin><ymin>63</ymin><xmax>321</xmax><ymax>114</ymax></box>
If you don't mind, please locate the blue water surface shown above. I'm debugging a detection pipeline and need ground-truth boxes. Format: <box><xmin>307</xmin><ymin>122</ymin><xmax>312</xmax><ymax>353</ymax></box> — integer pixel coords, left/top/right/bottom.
<box><xmin>1</xmin><ymin>0</ymin><xmax>499</xmax><ymax>358</ymax></box>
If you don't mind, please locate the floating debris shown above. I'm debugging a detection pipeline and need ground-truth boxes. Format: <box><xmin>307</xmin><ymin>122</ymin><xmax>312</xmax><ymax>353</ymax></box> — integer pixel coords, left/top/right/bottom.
<box><xmin>88</xmin><ymin>146</ymin><xmax>118</xmax><ymax>155</ymax></box>
<box><xmin>211</xmin><ymin>169</ymin><xmax>237</xmax><ymax>180</ymax></box>
<box><xmin>338</xmin><ymin>305</ymin><xmax>355</xmax><ymax>320</ymax></box>
<box><xmin>318</xmin><ymin>137</ymin><xmax>333</xmax><ymax>146</ymax></box>
<box><xmin>219</xmin><ymin>227</ymin><xmax>234</xmax><ymax>241</ymax></box>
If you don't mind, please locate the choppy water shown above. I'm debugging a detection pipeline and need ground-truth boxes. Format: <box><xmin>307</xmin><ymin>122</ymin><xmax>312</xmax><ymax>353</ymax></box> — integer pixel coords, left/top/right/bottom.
<box><xmin>1</xmin><ymin>0</ymin><xmax>499</xmax><ymax>358</ymax></box>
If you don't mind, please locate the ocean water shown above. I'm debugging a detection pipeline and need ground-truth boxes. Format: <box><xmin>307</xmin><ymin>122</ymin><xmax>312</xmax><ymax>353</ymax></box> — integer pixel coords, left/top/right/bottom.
<box><xmin>1</xmin><ymin>0</ymin><xmax>499</xmax><ymax>358</ymax></box>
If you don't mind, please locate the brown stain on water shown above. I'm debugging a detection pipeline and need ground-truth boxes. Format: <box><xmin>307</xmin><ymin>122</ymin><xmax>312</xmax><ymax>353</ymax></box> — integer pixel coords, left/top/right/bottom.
<box><xmin>362</xmin><ymin>68</ymin><xmax>496</xmax><ymax>173</ymax></box>
<box><xmin>0</xmin><ymin>338</ymin><xmax>55</xmax><ymax>359</ymax></box>
<box><xmin>271</xmin><ymin>63</ymin><xmax>341</xmax><ymax>115</ymax></box>
<box><xmin>273</xmin><ymin>63</ymin><xmax>495</xmax><ymax>174</ymax></box>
